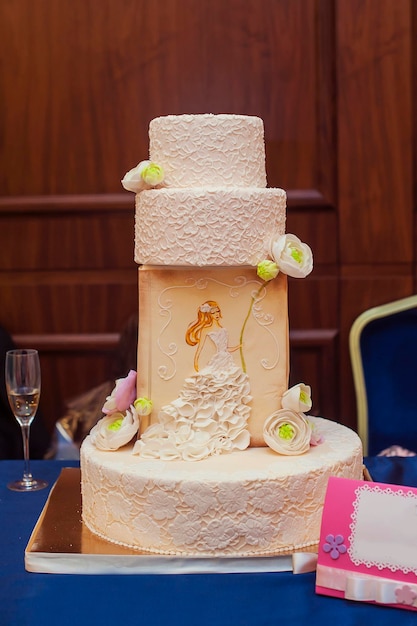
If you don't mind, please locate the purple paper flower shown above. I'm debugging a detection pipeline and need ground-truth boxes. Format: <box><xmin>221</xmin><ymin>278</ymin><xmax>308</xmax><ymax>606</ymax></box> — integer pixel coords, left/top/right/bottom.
<box><xmin>395</xmin><ymin>585</ymin><xmax>417</xmax><ymax>606</ymax></box>
<box><xmin>322</xmin><ymin>534</ymin><xmax>347</xmax><ymax>560</ymax></box>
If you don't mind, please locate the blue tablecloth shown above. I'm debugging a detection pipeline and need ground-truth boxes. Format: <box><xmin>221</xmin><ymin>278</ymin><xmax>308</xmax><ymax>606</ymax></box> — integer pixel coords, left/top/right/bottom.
<box><xmin>1</xmin><ymin>458</ymin><xmax>417</xmax><ymax>626</ymax></box>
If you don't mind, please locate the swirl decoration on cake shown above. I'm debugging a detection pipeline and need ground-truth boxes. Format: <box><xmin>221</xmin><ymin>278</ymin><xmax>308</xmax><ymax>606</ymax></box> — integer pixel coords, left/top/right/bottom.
<box><xmin>156</xmin><ymin>276</ymin><xmax>279</xmax><ymax>382</ymax></box>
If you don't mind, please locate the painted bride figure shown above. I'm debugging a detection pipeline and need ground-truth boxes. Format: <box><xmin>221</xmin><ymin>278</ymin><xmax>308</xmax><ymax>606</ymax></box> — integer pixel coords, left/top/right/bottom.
<box><xmin>134</xmin><ymin>301</ymin><xmax>252</xmax><ymax>461</ymax></box>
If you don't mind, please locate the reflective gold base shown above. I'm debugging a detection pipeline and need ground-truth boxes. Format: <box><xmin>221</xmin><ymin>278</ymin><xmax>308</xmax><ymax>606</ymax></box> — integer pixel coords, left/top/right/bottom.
<box><xmin>25</xmin><ymin>468</ymin><xmax>317</xmax><ymax>575</ymax></box>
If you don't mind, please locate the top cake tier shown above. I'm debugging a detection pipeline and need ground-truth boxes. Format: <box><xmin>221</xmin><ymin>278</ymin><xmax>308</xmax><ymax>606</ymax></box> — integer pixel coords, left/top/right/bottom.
<box><xmin>149</xmin><ymin>114</ymin><xmax>267</xmax><ymax>188</ymax></box>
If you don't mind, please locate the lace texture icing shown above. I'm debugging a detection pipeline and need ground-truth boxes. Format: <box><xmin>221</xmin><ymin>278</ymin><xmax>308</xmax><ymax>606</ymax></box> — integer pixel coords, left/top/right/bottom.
<box><xmin>133</xmin><ymin>328</ymin><xmax>251</xmax><ymax>461</ymax></box>
<box><xmin>149</xmin><ymin>114</ymin><xmax>267</xmax><ymax>188</ymax></box>
<box><xmin>81</xmin><ymin>418</ymin><xmax>363</xmax><ymax>556</ymax></box>
<box><xmin>135</xmin><ymin>187</ymin><xmax>286</xmax><ymax>266</ymax></box>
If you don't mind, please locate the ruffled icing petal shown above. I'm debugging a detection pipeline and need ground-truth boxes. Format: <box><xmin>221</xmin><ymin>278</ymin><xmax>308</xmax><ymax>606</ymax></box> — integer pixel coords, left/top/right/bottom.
<box><xmin>135</xmin><ymin>340</ymin><xmax>251</xmax><ymax>461</ymax></box>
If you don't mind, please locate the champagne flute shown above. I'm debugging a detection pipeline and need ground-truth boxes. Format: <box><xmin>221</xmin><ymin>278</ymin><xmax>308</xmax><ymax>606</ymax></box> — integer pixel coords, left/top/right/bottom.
<box><xmin>5</xmin><ymin>349</ymin><xmax>48</xmax><ymax>491</ymax></box>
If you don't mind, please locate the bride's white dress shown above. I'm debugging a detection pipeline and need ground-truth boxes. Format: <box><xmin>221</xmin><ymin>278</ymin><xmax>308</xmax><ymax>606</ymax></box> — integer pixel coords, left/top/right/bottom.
<box><xmin>134</xmin><ymin>328</ymin><xmax>252</xmax><ymax>461</ymax></box>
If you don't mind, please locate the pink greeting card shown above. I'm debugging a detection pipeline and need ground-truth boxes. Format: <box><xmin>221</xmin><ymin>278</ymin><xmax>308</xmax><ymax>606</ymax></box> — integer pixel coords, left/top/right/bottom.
<box><xmin>316</xmin><ymin>476</ymin><xmax>417</xmax><ymax>611</ymax></box>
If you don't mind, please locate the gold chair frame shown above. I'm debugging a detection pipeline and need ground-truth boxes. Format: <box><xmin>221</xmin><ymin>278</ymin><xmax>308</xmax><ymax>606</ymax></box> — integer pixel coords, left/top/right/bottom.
<box><xmin>349</xmin><ymin>294</ymin><xmax>417</xmax><ymax>456</ymax></box>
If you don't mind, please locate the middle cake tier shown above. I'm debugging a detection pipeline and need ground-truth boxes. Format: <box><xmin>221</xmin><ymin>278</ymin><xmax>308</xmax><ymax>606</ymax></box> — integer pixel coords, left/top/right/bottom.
<box><xmin>137</xmin><ymin>265</ymin><xmax>289</xmax><ymax>447</ymax></box>
<box><xmin>134</xmin><ymin>187</ymin><xmax>286</xmax><ymax>266</ymax></box>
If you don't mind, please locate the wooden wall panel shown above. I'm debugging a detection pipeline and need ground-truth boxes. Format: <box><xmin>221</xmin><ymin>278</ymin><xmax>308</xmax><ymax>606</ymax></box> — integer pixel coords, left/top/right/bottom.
<box><xmin>0</xmin><ymin>0</ymin><xmax>338</xmax><ymax>439</ymax></box>
<box><xmin>336</xmin><ymin>0</ymin><xmax>415</xmax><ymax>429</ymax></box>
<box><xmin>337</xmin><ymin>0</ymin><xmax>413</xmax><ymax>265</ymax></box>
<box><xmin>0</xmin><ymin>0</ymin><xmax>332</xmax><ymax>195</ymax></box>
<box><xmin>0</xmin><ymin>277</ymin><xmax>136</xmax><ymax>333</ymax></box>
<box><xmin>0</xmin><ymin>203</ymin><xmax>134</xmax><ymax>271</ymax></box>
<box><xmin>13</xmin><ymin>334</ymin><xmax>120</xmax><ymax>423</ymax></box>
<box><xmin>290</xmin><ymin>329</ymin><xmax>338</xmax><ymax>420</ymax></box>
<box><xmin>0</xmin><ymin>0</ymin><xmax>416</xmax><ymax>446</ymax></box>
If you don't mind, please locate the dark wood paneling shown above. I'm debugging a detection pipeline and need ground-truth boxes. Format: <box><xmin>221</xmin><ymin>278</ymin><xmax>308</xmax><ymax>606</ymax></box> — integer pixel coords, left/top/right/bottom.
<box><xmin>0</xmin><ymin>0</ymin><xmax>333</xmax><ymax>195</ymax></box>
<box><xmin>0</xmin><ymin>272</ymin><xmax>136</xmax><ymax>332</ymax></box>
<box><xmin>0</xmin><ymin>192</ymin><xmax>138</xmax><ymax>432</ymax></box>
<box><xmin>0</xmin><ymin>195</ymin><xmax>136</xmax><ymax>270</ymax></box>
<box><xmin>13</xmin><ymin>334</ymin><xmax>120</xmax><ymax>432</ymax></box>
<box><xmin>290</xmin><ymin>329</ymin><xmax>338</xmax><ymax>422</ymax></box>
<box><xmin>0</xmin><ymin>0</ymin><xmax>415</xmax><ymax>444</ymax></box>
<box><xmin>337</xmin><ymin>0</ymin><xmax>413</xmax><ymax>264</ymax></box>
<box><xmin>336</xmin><ymin>0</ymin><xmax>415</xmax><ymax>431</ymax></box>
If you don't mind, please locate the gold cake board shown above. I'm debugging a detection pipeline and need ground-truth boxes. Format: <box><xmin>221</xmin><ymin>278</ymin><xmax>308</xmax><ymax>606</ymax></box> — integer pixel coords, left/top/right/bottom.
<box><xmin>25</xmin><ymin>468</ymin><xmax>318</xmax><ymax>575</ymax></box>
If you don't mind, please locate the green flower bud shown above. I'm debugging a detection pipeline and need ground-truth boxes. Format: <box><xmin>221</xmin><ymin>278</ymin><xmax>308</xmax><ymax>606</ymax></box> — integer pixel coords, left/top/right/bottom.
<box><xmin>141</xmin><ymin>162</ymin><xmax>164</xmax><ymax>186</ymax></box>
<box><xmin>134</xmin><ymin>397</ymin><xmax>153</xmax><ymax>416</ymax></box>
<box><xmin>257</xmin><ymin>260</ymin><xmax>279</xmax><ymax>282</ymax></box>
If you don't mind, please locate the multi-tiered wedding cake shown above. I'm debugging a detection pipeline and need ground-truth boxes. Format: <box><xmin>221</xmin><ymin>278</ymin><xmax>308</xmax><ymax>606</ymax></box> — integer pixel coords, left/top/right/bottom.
<box><xmin>80</xmin><ymin>114</ymin><xmax>362</xmax><ymax>556</ymax></box>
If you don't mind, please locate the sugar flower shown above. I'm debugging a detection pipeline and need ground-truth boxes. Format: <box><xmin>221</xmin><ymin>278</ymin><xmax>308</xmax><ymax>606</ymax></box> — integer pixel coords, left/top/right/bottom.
<box><xmin>90</xmin><ymin>405</ymin><xmax>140</xmax><ymax>451</ymax></box>
<box><xmin>257</xmin><ymin>260</ymin><xmax>279</xmax><ymax>282</ymax></box>
<box><xmin>263</xmin><ymin>409</ymin><xmax>312</xmax><ymax>455</ymax></box>
<box><xmin>121</xmin><ymin>160</ymin><xmax>165</xmax><ymax>193</ymax></box>
<box><xmin>141</xmin><ymin>161</ymin><xmax>165</xmax><ymax>186</ymax></box>
<box><xmin>307</xmin><ymin>417</ymin><xmax>324</xmax><ymax>446</ymax></box>
<box><xmin>102</xmin><ymin>370</ymin><xmax>137</xmax><ymax>415</ymax></box>
<box><xmin>282</xmin><ymin>383</ymin><xmax>312</xmax><ymax>413</ymax></box>
<box><xmin>134</xmin><ymin>397</ymin><xmax>153</xmax><ymax>416</ymax></box>
<box><xmin>270</xmin><ymin>234</ymin><xmax>313</xmax><ymax>278</ymax></box>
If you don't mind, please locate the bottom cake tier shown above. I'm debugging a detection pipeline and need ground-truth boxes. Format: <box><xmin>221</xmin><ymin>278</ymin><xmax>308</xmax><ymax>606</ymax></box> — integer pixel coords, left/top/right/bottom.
<box><xmin>80</xmin><ymin>418</ymin><xmax>363</xmax><ymax>557</ymax></box>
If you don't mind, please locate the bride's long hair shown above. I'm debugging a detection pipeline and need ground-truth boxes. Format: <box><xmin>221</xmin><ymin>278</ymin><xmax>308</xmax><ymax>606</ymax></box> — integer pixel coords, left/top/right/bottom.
<box><xmin>185</xmin><ymin>300</ymin><xmax>221</xmax><ymax>346</ymax></box>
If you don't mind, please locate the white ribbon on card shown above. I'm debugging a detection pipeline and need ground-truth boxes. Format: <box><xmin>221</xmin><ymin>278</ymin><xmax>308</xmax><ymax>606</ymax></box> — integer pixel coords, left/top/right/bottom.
<box><xmin>316</xmin><ymin>564</ymin><xmax>417</xmax><ymax>607</ymax></box>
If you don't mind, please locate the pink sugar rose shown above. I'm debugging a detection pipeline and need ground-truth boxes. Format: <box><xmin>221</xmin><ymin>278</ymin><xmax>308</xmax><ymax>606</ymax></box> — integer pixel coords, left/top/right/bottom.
<box><xmin>306</xmin><ymin>416</ymin><xmax>324</xmax><ymax>447</ymax></box>
<box><xmin>310</xmin><ymin>429</ymin><xmax>324</xmax><ymax>446</ymax></box>
<box><xmin>115</xmin><ymin>369</ymin><xmax>137</xmax><ymax>411</ymax></box>
<box><xmin>103</xmin><ymin>370</ymin><xmax>137</xmax><ymax>414</ymax></box>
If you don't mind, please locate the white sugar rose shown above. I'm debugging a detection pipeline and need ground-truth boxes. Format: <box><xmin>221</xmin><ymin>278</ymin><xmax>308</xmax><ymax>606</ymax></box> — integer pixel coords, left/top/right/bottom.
<box><xmin>270</xmin><ymin>234</ymin><xmax>313</xmax><ymax>278</ymax></box>
<box><xmin>121</xmin><ymin>162</ymin><xmax>147</xmax><ymax>193</ymax></box>
<box><xmin>121</xmin><ymin>160</ymin><xmax>164</xmax><ymax>193</ymax></box>
<box><xmin>90</xmin><ymin>406</ymin><xmax>140</xmax><ymax>451</ymax></box>
<box><xmin>263</xmin><ymin>409</ymin><xmax>312</xmax><ymax>455</ymax></box>
<box><xmin>282</xmin><ymin>383</ymin><xmax>312</xmax><ymax>413</ymax></box>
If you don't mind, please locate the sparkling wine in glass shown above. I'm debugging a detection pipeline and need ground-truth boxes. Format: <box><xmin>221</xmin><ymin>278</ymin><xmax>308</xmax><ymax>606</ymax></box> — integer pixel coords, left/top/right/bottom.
<box><xmin>5</xmin><ymin>349</ymin><xmax>48</xmax><ymax>491</ymax></box>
